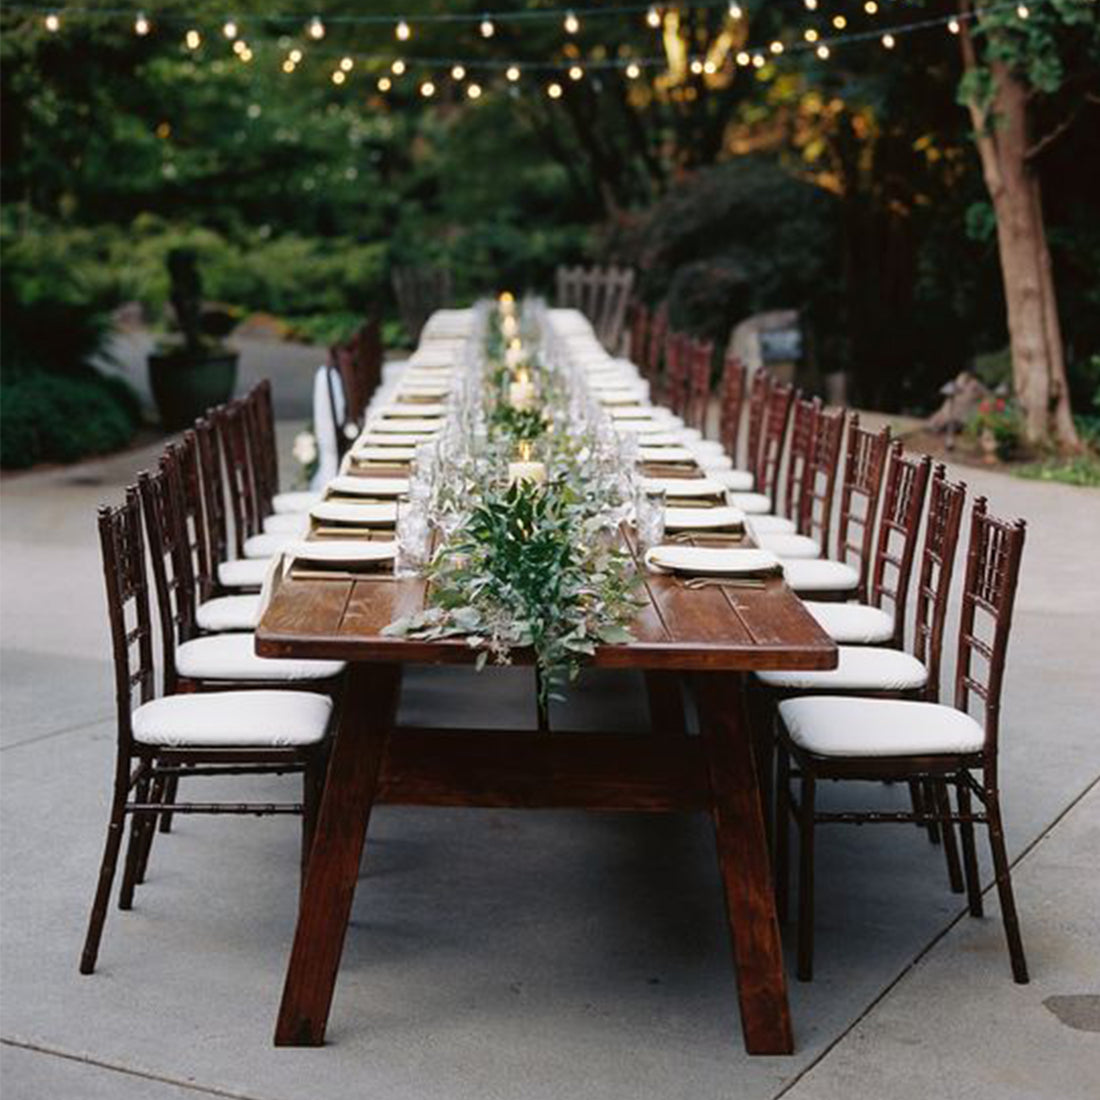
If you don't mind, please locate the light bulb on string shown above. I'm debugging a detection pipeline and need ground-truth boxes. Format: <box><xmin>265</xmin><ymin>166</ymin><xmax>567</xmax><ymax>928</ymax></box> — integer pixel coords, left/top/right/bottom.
<box><xmin>728</xmin><ymin>3</ymin><xmax>742</xmax><ymax>18</ymax></box>
<box><xmin>451</xmin><ymin>64</ymin><xmax>466</xmax><ymax>81</ymax></box>
<box><xmin>864</xmin><ymin>2</ymin><xmax>878</xmax><ymax>15</ymax></box>
<box><xmin>832</xmin><ymin>15</ymin><xmax>847</xmax><ymax>30</ymax></box>
<box><xmin>185</xmin><ymin>29</ymin><xmax>201</xmax><ymax>50</ymax></box>
<box><xmin>804</xmin><ymin>29</ymin><xmax>819</xmax><ymax>43</ymax></box>
<box><xmin>331</xmin><ymin>71</ymin><xmax>346</xmax><ymax>86</ymax></box>
<box><xmin>480</xmin><ymin>17</ymin><xmax>495</xmax><ymax>38</ymax></box>
<box><xmin>646</xmin><ymin>7</ymin><xmax>661</xmax><ymax>29</ymax></box>
<box><xmin>947</xmin><ymin>17</ymin><xmax>961</xmax><ymax>33</ymax></box>
<box><xmin>282</xmin><ymin>59</ymin><xmax>295</xmax><ymax>73</ymax></box>
<box><xmin>340</xmin><ymin>57</ymin><xmax>354</xmax><ymax>72</ymax></box>
<box><xmin>420</xmin><ymin>81</ymin><xmax>435</xmax><ymax>98</ymax></box>
<box><xmin>308</xmin><ymin>17</ymin><xmax>325</xmax><ymax>41</ymax></box>
<box><xmin>564</xmin><ymin>11</ymin><xmax>580</xmax><ymax>35</ymax></box>
<box><xmin>239</xmin><ymin>47</ymin><xmax>253</xmax><ymax>63</ymax></box>
<box><xmin>135</xmin><ymin>12</ymin><xmax>151</xmax><ymax>36</ymax></box>
<box><xmin>547</xmin><ymin>82</ymin><xmax>563</xmax><ymax>99</ymax></box>
<box><xmin>467</xmin><ymin>83</ymin><xmax>482</xmax><ymax>99</ymax></box>
<box><xmin>506</xmin><ymin>64</ymin><xmax>521</xmax><ymax>82</ymax></box>
<box><xmin>378</xmin><ymin>76</ymin><xmax>392</xmax><ymax>91</ymax></box>
<box><xmin>391</xmin><ymin>58</ymin><xmax>406</xmax><ymax>75</ymax></box>
<box><xmin>223</xmin><ymin>20</ymin><xmax>238</xmax><ymax>40</ymax></box>
<box><xmin>804</xmin><ymin>0</ymin><xmax>818</xmax><ymax>9</ymax></box>
<box><xmin>703</xmin><ymin>59</ymin><xmax>717</xmax><ymax>74</ymax></box>
<box><xmin>736</xmin><ymin>50</ymin><xmax>750</xmax><ymax>66</ymax></box>
<box><xmin>751</xmin><ymin>53</ymin><xmax>765</xmax><ymax>68</ymax></box>
<box><xmin>882</xmin><ymin>33</ymin><xmax>896</xmax><ymax>49</ymax></box>
<box><xmin>232</xmin><ymin>39</ymin><xmax>246</xmax><ymax>55</ymax></box>
<box><xmin>44</xmin><ymin>12</ymin><xmax>60</xmax><ymax>32</ymax></box>
<box><xmin>289</xmin><ymin>48</ymin><xmax>302</xmax><ymax>63</ymax></box>
<box><xmin>569</xmin><ymin>64</ymin><xmax>584</xmax><ymax>81</ymax></box>
<box><xmin>625</xmin><ymin>62</ymin><xmax>641</xmax><ymax>79</ymax></box>
<box><xmin>816</xmin><ymin>44</ymin><xmax>830</xmax><ymax>59</ymax></box>
<box><xmin>1016</xmin><ymin>4</ymin><xmax>1030</xmax><ymax>17</ymax></box>
<box><xmin>396</xmin><ymin>20</ymin><xmax>411</xmax><ymax>41</ymax></box>
<box><xmin>769</xmin><ymin>40</ymin><xmax>784</xmax><ymax>55</ymax></box>
<box><xmin>689</xmin><ymin>57</ymin><xmax>704</xmax><ymax>74</ymax></box>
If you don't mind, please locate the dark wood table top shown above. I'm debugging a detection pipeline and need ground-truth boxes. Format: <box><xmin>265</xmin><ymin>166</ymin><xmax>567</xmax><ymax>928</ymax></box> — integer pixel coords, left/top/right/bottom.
<box><xmin>255</xmin><ymin>539</ymin><xmax>838</xmax><ymax>673</ymax></box>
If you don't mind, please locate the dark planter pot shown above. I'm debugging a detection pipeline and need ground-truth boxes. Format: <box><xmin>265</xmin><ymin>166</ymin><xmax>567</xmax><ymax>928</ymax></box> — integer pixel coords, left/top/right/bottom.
<box><xmin>148</xmin><ymin>347</ymin><xmax>239</xmax><ymax>431</ymax></box>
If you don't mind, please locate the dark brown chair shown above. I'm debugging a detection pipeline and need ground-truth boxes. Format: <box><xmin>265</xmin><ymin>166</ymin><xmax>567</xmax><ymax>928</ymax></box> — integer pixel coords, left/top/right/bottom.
<box><xmin>555</xmin><ymin>264</ymin><xmax>635</xmax><ymax>352</ymax></box>
<box><xmin>393</xmin><ymin>265</ymin><xmax>452</xmax><ymax>345</ymax></box>
<box><xmin>684</xmin><ymin>337</ymin><xmax>714</xmax><ymax>431</ymax></box>
<box><xmin>728</xmin><ymin>378</ymin><xmax>796</xmax><ymax>516</ymax></box>
<box><xmin>717</xmin><ymin>354</ymin><xmax>747</xmax><ymax>464</ymax></box>
<box><xmin>79</xmin><ymin>492</ymin><xmax>332</xmax><ymax>975</ymax></box>
<box><xmin>773</xmin><ymin>496</ymin><xmax>1028</xmax><ymax>984</ymax></box>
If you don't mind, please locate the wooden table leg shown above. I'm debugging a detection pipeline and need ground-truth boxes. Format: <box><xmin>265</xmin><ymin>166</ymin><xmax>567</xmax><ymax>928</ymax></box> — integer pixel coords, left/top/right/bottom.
<box><xmin>274</xmin><ymin>663</ymin><xmax>402</xmax><ymax>1046</ymax></box>
<box><xmin>644</xmin><ymin>670</ymin><xmax>687</xmax><ymax>737</ymax></box>
<box><xmin>693</xmin><ymin>671</ymin><xmax>794</xmax><ymax>1055</ymax></box>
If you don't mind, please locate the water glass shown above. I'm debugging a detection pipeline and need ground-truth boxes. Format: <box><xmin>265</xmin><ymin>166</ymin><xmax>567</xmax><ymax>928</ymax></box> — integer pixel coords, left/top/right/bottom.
<box><xmin>634</xmin><ymin>487</ymin><xmax>666</xmax><ymax>553</ymax></box>
<box><xmin>394</xmin><ymin>496</ymin><xmax>431</xmax><ymax>579</ymax></box>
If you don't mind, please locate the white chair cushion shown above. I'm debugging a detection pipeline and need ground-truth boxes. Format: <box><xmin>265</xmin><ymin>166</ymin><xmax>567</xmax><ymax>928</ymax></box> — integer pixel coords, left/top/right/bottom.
<box><xmin>263</xmin><ymin>512</ymin><xmax>311</xmax><ymax>535</ymax></box>
<box><xmin>273</xmin><ymin>490</ymin><xmax>322</xmax><ymax>514</ymax></box>
<box><xmin>196</xmin><ymin>595</ymin><xmax>262</xmax><ymax>632</ymax></box>
<box><xmin>803</xmin><ymin>601</ymin><xmax>894</xmax><ymax>644</ymax></box>
<box><xmin>133</xmin><ymin>690</ymin><xmax>332</xmax><ymax>748</ymax></box>
<box><xmin>714</xmin><ymin>468</ymin><xmax>755</xmax><ymax>491</ymax></box>
<box><xmin>779</xmin><ymin>697</ymin><xmax>984</xmax><ymax>758</ymax></box>
<box><xmin>756</xmin><ymin>533</ymin><xmax>821</xmax><ymax>559</ymax></box>
<box><xmin>217</xmin><ymin>558</ymin><xmax>270</xmax><ymax>589</ymax></box>
<box><xmin>757</xmin><ymin>646</ymin><xmax>927</xmax><ymax>691</ymax></box>
<box><xmin>747</xmin><ymin>514</ymin><xmax>796</xmax><ymax>534</ymax></box>
<box><xmin>244</xmin><ymin>532</ymin><xmax>297</xmax><ymax>560</ymax></box>
<box><xmin>700</xmin><ymin>455</ymin><xmax>735</xmax><ymax>473</ymax></box>
<box><xmin>690</xmin><ymin>440</ymin><xmax>727</xmax><ymax>457</ymax></box>
<box><xmin>729</xmin><ymin>491</ymin><xmax>772</xmax><ymax>514</ymax></box>
<box><xmin>177</xmin><ymin>634</ymin><xmax>344</xmax><ymax>682</ymax></box>
<box><xmin>783</xmin><ymin>558</ymin><xmax>860</xmax><ymax>594</ymax></box>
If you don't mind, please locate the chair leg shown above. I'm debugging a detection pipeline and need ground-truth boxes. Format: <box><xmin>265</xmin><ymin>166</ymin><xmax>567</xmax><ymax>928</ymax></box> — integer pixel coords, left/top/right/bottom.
<box><xmin>931</xmin><ymin>779</ymin><xmax>964</xmax><ymax>894</ymax></box>
<box><xmin>159</xmin><ymin>773</ymin><xmax>180</xmax><ymax>833</ymax></box>
<box><xmin>985</xmin><ymin>787</ymin><xmax>1029</xmax><ymax>984</ymax></box>
<box><xmin>907</xmin><ymin>780</ymin><xmax>930</xmax><ymax>838</ymax></box>
<box><xmin>136</xmin><ymin>772</ymin><xmax>165</xmax><ymax>885</ymax></box>
<box><xmin>774</xmin><ymin>744</ymin><xmax>791</xmax><ymax>923</ymax></box>
<box><xmin>796</xmin><ymin>774</ymin><xmax>816</xmax><ymax>982</ymax></box>
<box><xmin>79</xmin><ymin>787</ymin><xmax>129</xmax><ymax>974</ymax></box>
<box><xmin>118</xmin><ymin>774</ymin><xmax>151</xmax><ymax>910</ymax></box>
<box><xmin>922</xmin><ymin>780</ymin><xmax>942</xmax><ymax>844</ymax></box>
<box><xmin>956</xmin><ymin>776</ymin><xmax>983</xmax><ymax>917</ymax></box>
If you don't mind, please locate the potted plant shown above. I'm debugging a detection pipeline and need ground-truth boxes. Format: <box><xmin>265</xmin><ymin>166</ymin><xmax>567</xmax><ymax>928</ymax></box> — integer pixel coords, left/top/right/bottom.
<box><xmin>147</xmin><ymin>248</ymin><xmax>239</xmax><ymax>430</ymax></box>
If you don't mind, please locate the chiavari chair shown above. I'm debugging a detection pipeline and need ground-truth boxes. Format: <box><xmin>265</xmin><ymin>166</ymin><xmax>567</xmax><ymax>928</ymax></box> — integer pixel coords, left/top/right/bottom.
<box><xmin>717</xmin><ymin>354</ymin><xmax>749</xmax><ymax>477</ymax></box>
<box><xmin>644</xmin><ymin>304</ymin><xmax>668</xmax><ymax>391</ymax></box>
<box><xmin>727</xmin><ymin>378</ymin><xmax>796</xmax><ymax>515</ymax></box>
<box><xmin>79</xmin><ymin>491</ymin><xmax>333</xmax><ymax>975</ymax></box>
<box><xmin>662</xmin><ymin>330</ymin><xmax>690</xmax><ymax>414</ymax></box>
<box><xmin>781</xmin><ymin>417</ymin><xmax>891</xmax><ymax>601</ymax></box>
<box><xmin>684</xmin><ymin>337</ymin><xmax>714</xmax><ymax>431</ymax></box>
<box><xmin>773</xmin><ymin>497</ymin><xmax>1028</xmax><ymax>984</ymax></box>
<box><xmin>628</xmin><ymin>301</ymin><xmax>650</xmax><ymax>367</ymax></box>
<box><xmin>243</xmin><ymin>382</ymin><xmax>321</xmax><ymax>520</ymax></box>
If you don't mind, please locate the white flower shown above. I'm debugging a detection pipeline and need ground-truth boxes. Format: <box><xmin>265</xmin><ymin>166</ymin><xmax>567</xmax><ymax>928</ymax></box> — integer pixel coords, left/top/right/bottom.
<box><xmin>293</xmin><ymin>431</ymin><xmax>318</xmax><ymax>466</ymax></box>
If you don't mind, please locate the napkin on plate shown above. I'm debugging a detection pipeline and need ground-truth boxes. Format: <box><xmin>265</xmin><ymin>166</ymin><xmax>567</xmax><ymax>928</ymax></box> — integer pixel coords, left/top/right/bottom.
<box><xmin>663</xmin><ymin>506</ymin><xmax>746</xmax><ymax>532</ymax></box>
<box><xmin>287</xmin><ymin>539</ymin><xmax>397</xmax><ymax>575</ymax></box>
<box><xmin>310</xmin><ymin>500</ymin><xmax>398</xmax><ymax>527</ymax></box>
<box><xmin>326</xmin><ymin>475</ymin><xmax>409</xmax><ymax>497</ymax></box>
<box><xmin>644</xmin><ymin>545</ymin><xmax>782</xmax><ymax>578</ymax></box>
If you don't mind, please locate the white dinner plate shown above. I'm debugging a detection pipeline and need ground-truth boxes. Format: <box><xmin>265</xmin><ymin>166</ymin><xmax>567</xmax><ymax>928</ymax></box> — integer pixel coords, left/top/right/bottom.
<box><xmin>351</xmin><ymin>446</ymin><xmax>416</xmax><ymax>463</ymax></box>
<box><xmin>644</xmin><ymin>546</ymin><xmax>781</xmax><ymax>576</ymax></box>
<box><xmin>326</xmin><ymin>476</ymin><xmax>409</xmax><ymax>497</ymax></box>
<box><xmin>663</xmin><ymin>506</ymin><xmax>746</xmax><ymax>531</ymax></box>
<box><xmin>355</xmin><ymin>433</ymin><xmax>434</xmax><ymax>448</ymax></box>
<box><xmin>365</xmin><ymin>418</ymin><xmax>442</xmax><ymax>434</ymax></box>
<box><xmin>642</xmin><ymin>477</ymin><xmax>726</xmax><ymax>498</ymax></box>
<box><xmin>375</xmin><ymin>403</ymin><xmax>447</xmax><ymax>418</ymax></box>
<box><xmin>288</xmin><ymin>540</ymin><xmax>396</xmax><ymax>566</ymax></box>
<box><xmin>638</xmin><ymin>446</ymin><xmax>695</xmax><ymax>463</ymax></box>
<box><xmin>310</xmin><ymin>500</ymin><xmax>398</xmax><ymax>526</ymax></box>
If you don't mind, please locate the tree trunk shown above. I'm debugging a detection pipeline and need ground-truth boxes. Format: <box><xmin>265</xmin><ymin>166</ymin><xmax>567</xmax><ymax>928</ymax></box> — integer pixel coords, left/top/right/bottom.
<box><xmin>959</xmin><ymin>35</ymin><xmax>1080</xmax><ymax>450</ymax></box>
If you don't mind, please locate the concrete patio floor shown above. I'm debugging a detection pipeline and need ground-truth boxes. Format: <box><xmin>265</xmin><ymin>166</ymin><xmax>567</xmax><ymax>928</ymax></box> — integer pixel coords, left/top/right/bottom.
<box><xmin>1</xmin><ymin>421</ymin><xmax>1098</xmax><ymax>1099</ymax></box>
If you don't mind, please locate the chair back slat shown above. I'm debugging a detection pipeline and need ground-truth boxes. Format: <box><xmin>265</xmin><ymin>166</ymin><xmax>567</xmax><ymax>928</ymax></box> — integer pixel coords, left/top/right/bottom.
<box><xmin>177</xmin><ymin>429</ymin><xmax>214</xmax><ymax>603</ymax></box>
<box><xmin>645</xmin><ymin>304</ymin><xmax>668</xmax><ymax>387</ymax></box>
<box><xmin>685</xmin><ymin>337</ymin><xmax>714</xmax><ymax>431</ymax></box>
<box><xmin>834</xmin><ymin>417</ymin><xmax>891</xmax><ymax>602</ymax></box>
<box><xmin>628</xmin><ymin>301</ymin><xmax>650</xmax><ymax>366</ymax></box>
<box><xmin>743</xmin><ymin>371</ymin><xmax>772</xmax><ymax>484</ymax></box>
<box><xmin>867</xmin><ymin>446</ymin><xmax>932</xmax><ymax>647</ymax></box>
<box><xmin>98</xmin><ymin>492</ymin><xmax>155</xmax><ymax>749</ymax></box>
<box><xmin>954</xmin><ymin>499</ymin><xmax>1026</xmax><ymax>755</ymax></box>
<box><xmin>195</xmin><ymin>416</ymin><xmax>229</xmax><ymax>572</ymax></box>
<box><xmin>718</xmin><ymin>354</ymin><xmax>747</xmax><ymax>462</ymax></box>
<box><xmin>754</xmin><ymin>379</ymin><xmax>796</xmax><ymax>505</ymax></box>
<box><xmin>392</xmin><ymin>265</ymin><xmax>451</xmax><ymax>344</ymax></box>
<box><xmin>801</xmin><ymin>406</ymin><xmax>845</xmax><ymax>545</ymax></box>
<box><xmin>216</xmin><ymin>402</ymin><xmax>262</xmax><ymax>556</ymax></box>
<box><xmin>780</xmin><ymin>397</ymin><xmax>819</xmax><ymax>524</ymax></box>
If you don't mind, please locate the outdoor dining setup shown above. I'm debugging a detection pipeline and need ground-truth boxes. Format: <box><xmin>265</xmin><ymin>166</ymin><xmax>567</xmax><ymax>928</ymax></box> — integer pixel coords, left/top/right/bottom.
<box><xmin>80</xmin><ymin>294</ymin><xmax>1029</xmax><ymax>1057</ymax></box>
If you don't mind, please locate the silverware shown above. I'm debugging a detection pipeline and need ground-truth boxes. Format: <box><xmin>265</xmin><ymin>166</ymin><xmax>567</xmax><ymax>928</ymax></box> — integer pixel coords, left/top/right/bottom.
<box><xmin>309</xmin><ymin>525</ymin><xmax>393</xmax><ymax>539</ymax></box>
<box><xmin>669</xmin><ymin>531</ymin><xmax>745</xmax><ymax>543</ymax></box>
<box><xmin>289</xmin><ymin>568</ymin><xmax>393</xmax><ymax>582</ymax></box>
<box><xmin>679</xmin><ymin>576</ymin><xmax>768</xmax><ymax>590</ymax></box>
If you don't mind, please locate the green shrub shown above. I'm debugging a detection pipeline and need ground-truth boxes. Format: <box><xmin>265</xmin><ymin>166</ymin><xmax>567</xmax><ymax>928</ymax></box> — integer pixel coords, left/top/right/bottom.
<box><xmin>0</xmin><ymin>370</ymin><xmax>141</xmax><ymax>469</ymax></box>
<box><xmin>966</xmin><ymin>397</ymin><xmax>1024</xmax><ymax>460</ymax></box>
<box><xmin>1016</xmin><ymin>456</ymin><xmax>1100</xmax><ymax>488</ymax></box>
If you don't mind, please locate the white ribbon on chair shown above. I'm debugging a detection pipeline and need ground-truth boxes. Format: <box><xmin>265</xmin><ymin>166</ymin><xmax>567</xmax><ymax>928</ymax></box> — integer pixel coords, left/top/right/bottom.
<box><xmin>310</xmin><ymin>364</ymin><xmax>343</xmax><ymax>491</ymax></box>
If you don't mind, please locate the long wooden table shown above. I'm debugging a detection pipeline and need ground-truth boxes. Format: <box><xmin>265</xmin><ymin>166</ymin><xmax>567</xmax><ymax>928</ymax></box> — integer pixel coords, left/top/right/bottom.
<box><xmin>256</xmin><ymin>540</ymin><xmax>837</xmax><ymax>1055</ymax></box>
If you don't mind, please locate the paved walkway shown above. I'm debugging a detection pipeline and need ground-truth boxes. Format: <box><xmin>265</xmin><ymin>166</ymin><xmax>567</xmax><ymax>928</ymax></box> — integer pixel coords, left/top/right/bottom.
<box><xmin>1</xmin><ymin>425</ymin><xmax>1098</xmax><ymax>1099</ymax></box>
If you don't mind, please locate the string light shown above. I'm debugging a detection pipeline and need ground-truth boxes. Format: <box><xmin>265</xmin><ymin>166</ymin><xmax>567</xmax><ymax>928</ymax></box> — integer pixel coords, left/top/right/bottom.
<box><xmin>282</xmin><ymin>59</ymin><xmax>295</xmax><ymax>73</ymax></box>
<box><xmin>646</xmin><ymin>6</ymin><xmax>661</xmax><ymax>29</ymax></box>
<box><xmin>547</xmin><ymin>81</ymin><xmax>563</xmax><ymax>98</ymax></box>
<box><xmin>1016</xmin><ymin>3</ymin><xmax>1030</xmax><ymax>16</ymax></box>
<box><xmin>331</xmin><ymin>70</ymin><xmax>345</xmax><ymax>85</ymax></box>
<box><xmin>736</xmin><ymin>50</ymin><xmax>751</xmax><ymax>66</ymax></box>
<box><xmin>751</xmin><ymin>53</ymin><xmax>765</xmax><ymax>68</ymax></box>
<box><xmin>185</xmin><ymin>29</ymin><xmax>201</xmax><ymax>50</ymax></box>
<box><xmin>769</xmin><ymin>40</ymin><xmax>784</xmax><ymax>55</ymax></box>
<box><xmin>289</xmin><ymin>48</ymin><xmax>302</xmax><ymax>63</ymax></box>
<box><xmin>238</xmin><ymin>46</ymin><xmax>252</xmax><ymax>62</ymax></box>
<box><xmin>816</xmin><ymin>43</ymin><xmax>830</xmax><ymax>59</ymax></box>
<box><xmin>833</xmin><ymin>15</ymin><xmax>847</xmax><ymax>29</ymax></box>
<box><xmin>864</xmin><ymin>1</ymin><xmax>879</xmax><ymax>14</ymax></box>
<box><xmin>881</xmin><ymin>32</ymin><xmax>896</xmax><ymax>48</ymax></box>
<box><xmin>467</xmin><ymin>82</ymin><xmax>482</xmax><ymax>99</ymax></box>
<box><xmin>703</xmin><ymin>59</ymin><xmax>718</xmax><ymax>74</ymax></box>
<box><xmin>223</xmin><ymin>19</ymin><xmax>238</xmax><ymax>39</ymax></box>
<box><xmin>480</xmin><ymin>16</ymin><xmax>495</xmax><ymax>38</ymax></box>
<box><xmin>377</xmin><ymin>76</ymin><xmax>392</xmax><ymax>91</ymax></box>
<box><xmin>134</xmin><ymin>12</ymin><xmax>150</xmax><ymax>36</ymax></box>
<box><xmin>307</xmin><ymin>16</ymin><xmax>325</xmax><ymax>40</ymax></box>
<box><xmin>947</xmin><ymin>17</ymin><xmax>961</xmax><ymax>33</ymax></box>
<box><xmin>625</xmin><ymin>62</ymin><xmax>641</xmax><ymax>79</ymax></box>
<box><xmin>44</xmin><ymin>11</ymin><xmax>60</xmax><ymax>32</ymax></box>
<box><xmin>728</xmin><ymin>3</ymin><xmax>743</xmax><ymax>18</ymax></box>
<box><xmin>804</xmin><ymin>28</ymin><xmax>819</xmax><ymax>42</ymax></box>
<box><xmin>420</xmin><ymin>80</ymin><xmax>435</xmax><ymax>97</ymax></box>
<box><xmin>396</xmin><ymin>19</ymin><xmax>410</xmax><ymax>41</ymax></box>
<box><xmin>804</xmin><ymin>0</ymin><xmax>818</xmax><ymax>9</ymax></box>
<box><xmin>451</xmin><ymin>64</ymin><xmax>466</xmax><ymax>80</ymax></box>
<box><xmin>339</xmin><ymin>56</ymin><xmax>353</xmax><ymax>72</ymax></box>
<box><xmin>232</xmin><ymin>39</ymin><xmax>246</xmax><ymax>55</ymax></box>
<box><xmin>564</xmin><ymin>10</ymin><xmax>580</xmax><ymax>34</ymax></box>
<box><xmin>391</xmin><ymin>58</ymin><xmax>406</xmax><ymax>75</ymax></box>
<box><xmin>690</xmin><ymin>57</ymin><xmax>704</xmax><ymax>74</ymax></box>
<box><xmin>569</xmin><ymin>64</ymin><xmax>584</xmax><ymax>80</ymax></box>
<box><xmin>506</xmin><ymin>64</ymin><xmax>521</xmax><ymax>82</ymax></box>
